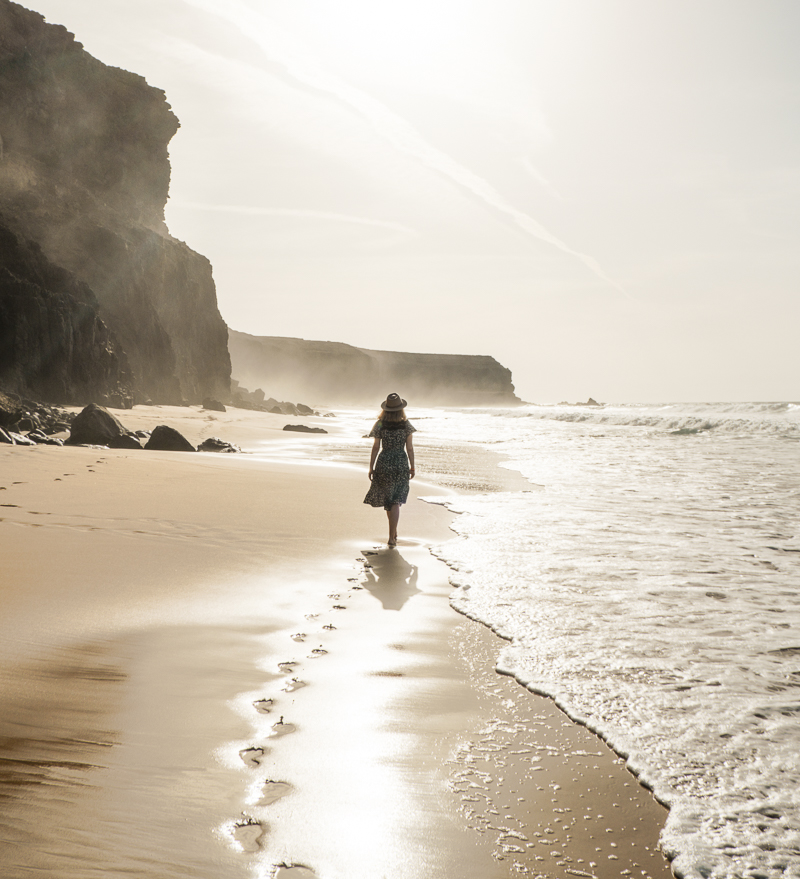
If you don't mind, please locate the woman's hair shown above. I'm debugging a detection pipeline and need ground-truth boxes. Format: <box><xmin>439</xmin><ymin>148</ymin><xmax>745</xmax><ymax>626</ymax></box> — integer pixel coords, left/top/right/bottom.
<box><xmin>379</xmin><ymin>408</ymin><xmax>407</xmax><ymax>422</ymax></box>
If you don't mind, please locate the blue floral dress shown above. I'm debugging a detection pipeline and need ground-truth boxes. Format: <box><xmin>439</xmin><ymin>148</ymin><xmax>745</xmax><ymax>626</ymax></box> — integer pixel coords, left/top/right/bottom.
<box><xmin>363</xmin><ymin>420</ymin><xmax>416</xmax><ymax>510</ymax></box>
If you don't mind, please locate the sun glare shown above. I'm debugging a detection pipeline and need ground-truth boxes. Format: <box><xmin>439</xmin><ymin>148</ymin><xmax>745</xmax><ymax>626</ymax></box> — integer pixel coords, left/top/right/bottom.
<box><xmin>271</xmin><ymin>0</ymin><xmax>490</xmax><ymax>94</ymax></box>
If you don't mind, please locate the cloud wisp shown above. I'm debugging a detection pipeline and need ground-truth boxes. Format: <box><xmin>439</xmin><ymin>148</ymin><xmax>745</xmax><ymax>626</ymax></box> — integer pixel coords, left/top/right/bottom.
<box><xmin>184</xmin><ymin>0</ymin><xmax>624</xmax><ymax>293</ymax></box>
<box><xmin>169</xmin><ymin>202</ymin><xmax>418</xmax><ymax>248</ymax></box>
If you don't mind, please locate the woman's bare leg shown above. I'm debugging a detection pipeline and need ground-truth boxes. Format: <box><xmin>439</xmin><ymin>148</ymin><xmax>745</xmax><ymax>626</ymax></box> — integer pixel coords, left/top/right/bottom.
<box><xmin>387</xmin><ymin>504</ymin><xmax>401</xmax><ymax>545</ymax></box>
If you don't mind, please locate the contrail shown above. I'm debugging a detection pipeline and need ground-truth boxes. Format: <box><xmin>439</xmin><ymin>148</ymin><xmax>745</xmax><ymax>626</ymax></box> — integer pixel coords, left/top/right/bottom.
<box><xmin>185</xmin><ymin>0</ymin><xmax>624</xmax><ymax>293</ymax></box>
<box><xmin>169</xmin><ymin>202</ymin><xmax>418</xmax><ymax>246</ymax></box>
<box><xmin>520</xmin><ymin>157</ymin><xmax>564</xmax><ymax>202</ymax></box>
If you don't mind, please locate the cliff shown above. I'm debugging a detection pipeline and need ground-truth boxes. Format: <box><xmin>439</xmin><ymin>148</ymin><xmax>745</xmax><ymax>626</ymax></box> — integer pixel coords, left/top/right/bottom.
<box><xmin>0</xmin><ymin>222</ymin><xmax>132</xmax><ymax>404</ymax></box>
<box><xmin>0</xmin><ymin>0</ymin><xmax>230</xmax><ymax>405</ymax></box>
<box><xmin>228</xmin><ymin>330</ymin><xmax>521</xmax><ymax>407</ymax></box>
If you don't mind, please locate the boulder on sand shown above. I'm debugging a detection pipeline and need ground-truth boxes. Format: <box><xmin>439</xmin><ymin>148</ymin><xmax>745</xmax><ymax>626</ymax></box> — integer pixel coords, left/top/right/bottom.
<box><xmin>108</xmin><ymin>433</ymin><xmax>143</xmax><ymax>450</ymax></box>
<box><xmin>68</xmin><ymin>403</ymin><xmax>130</xmax><ymax>445</ymax></box>
<box><xmin>144</xmin><ymin>425</ymin><xmax>196</xmax><ymax>452</ymax></box>
<box><xmin>197</xmin><ymin>436</ymin><xmax>241</xmax><ymax>453</ymax></box>
<box><xmin>202</xmin><ymin>398</ymin><xmax>226</xmax><ymax>412</ymax></box>
<box><xmin>27</xmin><ymin>430</ymin><xmax>64</xmax><ymax>446</ymax></box>
<box><xmin>283</xmin><ymin>424</ymin><xmax>327</xmax><ymax>434</ymax></box>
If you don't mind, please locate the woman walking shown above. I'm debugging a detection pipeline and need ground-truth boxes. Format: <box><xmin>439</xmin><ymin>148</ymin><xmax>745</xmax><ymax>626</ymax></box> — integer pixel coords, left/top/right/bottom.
<box><xmin>363</xmin><ymin>393</ymin><xmax>416</xmax><ymax>546</ymax></box>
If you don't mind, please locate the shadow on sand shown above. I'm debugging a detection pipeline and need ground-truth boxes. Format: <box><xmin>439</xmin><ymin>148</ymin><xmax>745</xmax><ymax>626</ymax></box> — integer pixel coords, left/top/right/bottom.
<box><xmin>361</xmin><ymin>548</ymin><xmax>420</xmax><ymax>611</ymax></box>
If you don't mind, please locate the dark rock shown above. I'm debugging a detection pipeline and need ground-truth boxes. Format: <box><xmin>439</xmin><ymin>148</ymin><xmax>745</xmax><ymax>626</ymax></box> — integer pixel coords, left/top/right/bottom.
<box><xmin>8</xmin><ymin>431</ymin><xmax>35</xmax><ymax>445</ymax></box>
<box><xmin>27</xmin><ymin>430</ymin><xmax>63</xmax><ymax>446</ymax></box>
<box><xmin>133</xmin><ymin>429</ymin><xmax>150</xmax><ymax>439</ymax></box>
<box><xmin>283</xmin><ymin>425</ymin><xmax>328</xmax><ymax>434</ymax></box>
<box><xmin>269</xmin><ymin>400</ymin><xmax>301</xmax><ymax>415</ymax></box>
<box><xmin>296</xmin><ymin>403</ymin><xmax>314</xmax><ymax>415</ymax></box>
<box><xmin>0</xmin><ymin>392</ymin><xmax>22</xmax><ymax>427</ymax></box>
<box><xmin>0</xmin><ymin>224</ymin><xmax>135</xmax><ymax>405</ymax></box>
<box><xmin>0</xmin><ymin>426</ymin><xmax>14</xmax><ymax>443</ymax></box>
<box><xmin>17</xmin><ymin>416</ymin><xmax>38</xmax><ymax>432</ymax></box>
<box><xmin>322</xmin><ymin>412</ymin><xmax>337</xmax><ymax>417</ymax></box>
<box><xmin>68</xmin><ymin>403</ymin><xmax>130</xmax><ymax>446</ymax></box>
<box><xmin>144</xmin><ymin>425</ymin><xmax>196</xmax><ymax>452</ymax></box>
<box><xmin>197</xmin><ymin>436</ymin><xmax>240</xmax><ymax>453</ymax></box>
<box><xmin>108</xmin><ymin>433</ymin><xmax>142</xmax><ymax>450</ymax></box>
<box><xmin>102</xmin><ymin>391</ymin><xmax>134</xmax><ymax>410</ymax></box>
<box><xmin>0</xmin><ymin>408</ymin><xmax>19</xmax><ymax>429</ymax></box>
<box><xmin>202</xmin><ymin>398</ymin><xmax>226</xmax><ymax>412</ymax></box>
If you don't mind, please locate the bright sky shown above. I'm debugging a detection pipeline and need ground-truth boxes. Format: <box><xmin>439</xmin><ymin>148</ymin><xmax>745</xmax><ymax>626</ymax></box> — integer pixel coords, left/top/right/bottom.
<box><xmin>24</xmin><ymin>0</ymin><xmax>800</xmax><ymax>402</ymax></box>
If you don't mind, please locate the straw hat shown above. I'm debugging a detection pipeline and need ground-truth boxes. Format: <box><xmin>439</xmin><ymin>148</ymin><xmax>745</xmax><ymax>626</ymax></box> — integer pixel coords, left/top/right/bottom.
<box><xmin>381</xmin><ymin>393</ymin><xmax>407</xmax><ymax>411</ymax></box>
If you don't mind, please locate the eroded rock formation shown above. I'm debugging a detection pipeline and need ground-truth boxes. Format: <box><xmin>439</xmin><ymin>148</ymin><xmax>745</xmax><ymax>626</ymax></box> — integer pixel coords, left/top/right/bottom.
<box><xmin>0</xmin><ymin>223</ymin><xmax>133</xmax><ymax>405</ymax></box>
<box><xmin>229</xmin><ymin>330</ymin><xmax>521</xmax><ymax>407</ymax></box>
<box><xmin>0</xmin><ymin>0</ymin><xmax>230</xmax><ymax>404</ymax></box>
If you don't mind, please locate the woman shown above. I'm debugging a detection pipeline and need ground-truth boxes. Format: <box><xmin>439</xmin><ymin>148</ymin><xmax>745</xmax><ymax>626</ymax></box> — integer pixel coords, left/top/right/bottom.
<box><xmin>363</xmin><ymin>393</ymin><xmax>416</xmax><ymax>546</ymax></box>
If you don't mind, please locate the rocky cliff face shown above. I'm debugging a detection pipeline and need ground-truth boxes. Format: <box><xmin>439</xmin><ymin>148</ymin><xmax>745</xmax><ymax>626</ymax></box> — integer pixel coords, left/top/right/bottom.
<box><xmin>229</xmin><ymin>330</ymin><xmax>521</xmax><ymax>407</ymax></box>
<box><xmin>0</xmin><ymin>0</ymin><xmax>230</xmax><ymax>405</ymax></box>
<box><xmin>0</xmin><ymin>221</ymin><xmax>132</xmax><ymax>404</ymax></box>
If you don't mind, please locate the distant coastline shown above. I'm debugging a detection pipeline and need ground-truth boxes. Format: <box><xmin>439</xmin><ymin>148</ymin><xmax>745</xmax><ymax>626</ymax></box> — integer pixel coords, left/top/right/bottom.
<box><xmin>228</xmin><ymin>329</ymin><xmax>522</xmax><ymax>408</ymax></box>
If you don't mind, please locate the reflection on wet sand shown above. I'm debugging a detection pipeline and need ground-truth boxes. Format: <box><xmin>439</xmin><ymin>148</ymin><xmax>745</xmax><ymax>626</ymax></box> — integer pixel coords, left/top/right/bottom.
<box><xmin>0</xmin><ymin>641</ymin><xmax>124</xmax><ymax>875</ymax></box>
<box><xmin>0</xmin><ymin>625</ymin><xmax>273</xmax><ymax>879</ymax></box>
<box><xmin>360</xmin><ymin>548</ymin><xmax>420</xmax><ymax>610</ymax></box>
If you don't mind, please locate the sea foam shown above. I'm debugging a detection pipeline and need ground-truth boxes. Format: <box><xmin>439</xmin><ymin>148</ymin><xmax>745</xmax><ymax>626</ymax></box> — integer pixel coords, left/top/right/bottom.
<box><xmin>421</xmin><ymin>404</ymin><xmax>800</xmax><ymax>879</ymax></box>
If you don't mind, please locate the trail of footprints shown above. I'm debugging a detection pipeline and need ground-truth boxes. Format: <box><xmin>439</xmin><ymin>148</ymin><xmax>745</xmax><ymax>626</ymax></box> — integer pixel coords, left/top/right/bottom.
<box><xmin>229</xmin><ymin>550</ymin><xmax>373</xmax><ymax>878</ymax></box>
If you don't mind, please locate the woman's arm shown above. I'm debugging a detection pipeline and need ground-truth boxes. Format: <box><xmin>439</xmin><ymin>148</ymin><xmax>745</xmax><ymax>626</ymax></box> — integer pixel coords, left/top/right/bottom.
<box><xmin>406</xmin><ymin>434</ymin><xmax>415</xmax><ymax>479</ymax></box>
<box><xmin>368</xmin><ymin>437</ymin><xmax>380</xmax><ymax>480</ymax></box>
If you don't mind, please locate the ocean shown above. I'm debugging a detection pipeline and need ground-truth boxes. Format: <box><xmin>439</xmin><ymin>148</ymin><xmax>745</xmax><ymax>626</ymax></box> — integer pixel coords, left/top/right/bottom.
<box><xmin>333</xmin><ymin>402</ymin><xmax>800</xmax><ymax>879</ymax></box>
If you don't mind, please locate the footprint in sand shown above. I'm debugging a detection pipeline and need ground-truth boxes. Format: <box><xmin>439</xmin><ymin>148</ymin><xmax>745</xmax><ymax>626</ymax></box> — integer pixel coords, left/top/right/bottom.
<box><xmin>322</xmin><ymin>623</ymin><xmax>336</xmax><ymax>631</ymax></box>
<box><xmin>253</xmin><ymin>698</ymin><xmax>274</xmax><ymax>714</ymax></box>
<box><xmin>233</xmin><ymin>817</ymin><xmax>265</xmax><ymax>852</ymax></box>
<box><xmin>270</xmin><ymin>716</ymin><xmax>296</xmax><ymax>737</ymax></box>
<box><xmin>332</xmin><ymin>605</ymin><xmax>346</xmax><ymax>611</ymax></box>
<box><xmin>258</xmin><ymin>780</ymin><xmax>293</xmax><ymax>805</ymax></box>
<box><xmin>239</xmin><ymin>746</ymin><xmax>267</xmax><ymax>767</ymax></box>
<box><xmin>309</xmin><ymin>647</ymin><xmax>327</xmax><ymax>658</ymax></box>
<box><xmin>282</xmin><ymin>678</ymin><xmax>306</xmax><ymax>692</ymax></box>
<box><xmin>291</xmin><ymin>633</ymin><xmax>306</xmax><ymax>642</ymax></box>
<box><xmin>304</xmin><ymin>613</ymin><xmax>319</xmax><ymax>621</ymax></box>
<box><xmin>273</xmin><ymin>864</ymin><xmax>318</xmax><ymax>878</ymax></box>
<box><xmin>278</xmin><ymin>661</ymin><xmax>298</xmax><ymax>672</ymax></box>
<box><xmin>327</xmin><ymin>593</ymin><xmax>340</xmax><ymax>600</ymax></box>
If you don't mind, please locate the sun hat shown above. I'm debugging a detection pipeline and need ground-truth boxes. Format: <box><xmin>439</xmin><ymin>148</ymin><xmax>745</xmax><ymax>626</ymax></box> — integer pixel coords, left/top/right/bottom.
<box><xmin>381</xmin><ymin>393</ymin><xmax>407</xmax><ymax>411</ymax></box>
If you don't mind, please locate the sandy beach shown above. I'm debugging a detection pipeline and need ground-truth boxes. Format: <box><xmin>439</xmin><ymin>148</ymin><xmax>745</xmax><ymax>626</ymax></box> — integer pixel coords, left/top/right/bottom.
<box><xmin>0</xmin><ymin>405</ymin><xmax>672</xmax><ymax>879</ymax></box>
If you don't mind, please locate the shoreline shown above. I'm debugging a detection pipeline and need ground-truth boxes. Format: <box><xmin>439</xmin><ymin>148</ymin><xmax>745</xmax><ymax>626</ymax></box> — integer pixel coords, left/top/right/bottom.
<box><xmin>0</xmin><ymin>404</ymin><xmax>672</xmax><ymax>878</ymax></box>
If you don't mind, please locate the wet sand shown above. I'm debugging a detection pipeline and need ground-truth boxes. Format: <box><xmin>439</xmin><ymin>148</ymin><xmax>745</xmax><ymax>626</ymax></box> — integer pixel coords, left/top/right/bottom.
<box><xmin>0</xmin><ymin>405</ymin><xmax>673</xmax><ymax>878</ymax></box>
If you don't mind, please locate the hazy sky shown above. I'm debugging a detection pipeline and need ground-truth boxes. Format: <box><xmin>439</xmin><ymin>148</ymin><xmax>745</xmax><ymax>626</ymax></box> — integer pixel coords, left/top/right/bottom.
<box><xmin>24</xmin><ymin>0</ymin><xmax>800</xmax><ymax>402</ymax></box>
